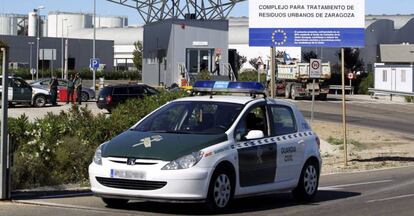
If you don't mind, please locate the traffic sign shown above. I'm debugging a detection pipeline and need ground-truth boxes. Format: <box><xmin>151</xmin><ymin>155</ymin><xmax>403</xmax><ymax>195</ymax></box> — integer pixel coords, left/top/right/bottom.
<box><xmin>309</xmin><ymin>59</ymin><xmax>322</xmax><ymax>79</ymax></box>
<box><xmin>348</xmin><ymin>72</ymin><xmax>355</xmax><ymax>80</ymax></box>
<box><xmin>90</xmin><ymin>58</ymin><xmax>100</xmax><ymax>70</ymax></box>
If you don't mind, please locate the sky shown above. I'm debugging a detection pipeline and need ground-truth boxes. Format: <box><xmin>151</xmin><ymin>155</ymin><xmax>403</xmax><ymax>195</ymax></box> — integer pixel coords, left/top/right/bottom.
<box><xmin>1</xmin><ymin>0</ymin><xmax>414</xmax><ymax>25</ymax></box>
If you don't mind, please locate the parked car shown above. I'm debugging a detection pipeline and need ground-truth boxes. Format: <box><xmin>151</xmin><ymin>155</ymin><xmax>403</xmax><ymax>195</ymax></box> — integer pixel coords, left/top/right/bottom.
<box><xmin>96</xmin><ymin>84</ymin><xmax>159</xmax><ymax>112</ymax></box>
<box><xmin>30</xmin><ymin>78</ymin><xmax>95</xmax><ymax>102</ymax></box>
<box><xmin>0</xmin><ymin>76</ymin><xmax>51</xmax><ymax>107</ymax></box>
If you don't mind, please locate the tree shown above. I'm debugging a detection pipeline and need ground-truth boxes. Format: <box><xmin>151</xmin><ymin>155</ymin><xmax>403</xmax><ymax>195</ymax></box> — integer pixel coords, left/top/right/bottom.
<box><xmin>337</xmin><ymin>48</ymin><xmax>364</xmax><ymax>73</ymax></box>
<box><xmin>249</xmin><ymin>58</ymin><xmax>260</xmax><ymax>71</ymax></box>
<box><xmin>302</xmin><ymin>51</ymin><xmax>318</xmax><ymax>63</ymax></box>
<box><xmin>132</xmin><ymin>41</ymin><xmax>143</xmax><ymax>71</ymax></box>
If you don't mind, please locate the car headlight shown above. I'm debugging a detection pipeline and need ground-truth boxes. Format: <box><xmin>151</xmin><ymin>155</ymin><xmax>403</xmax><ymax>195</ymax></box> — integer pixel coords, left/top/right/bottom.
<box><xmin>162</xmin><ymin>151</ymin><xmax>204</xmax><ymax>170</ymax></box>
<box><xmin>93</xmin><ymin>143</ymin><xmax>106</xmax><ymax>165</ymax></box>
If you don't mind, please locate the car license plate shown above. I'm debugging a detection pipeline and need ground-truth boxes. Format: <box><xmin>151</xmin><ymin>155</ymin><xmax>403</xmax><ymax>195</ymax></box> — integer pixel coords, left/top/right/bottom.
<box><xmin>110</xmin><ymin>169</ymin><xmax>145</xmax><ymax>180</ymax></box>
<box><xmin>99</xmin><ymin>97</ymin><xmax>104</xmax><ymax>101</ymax></box>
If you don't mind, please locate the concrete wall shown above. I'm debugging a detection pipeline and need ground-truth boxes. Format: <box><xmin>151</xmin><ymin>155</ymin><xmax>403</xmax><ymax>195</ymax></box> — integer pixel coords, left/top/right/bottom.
<box><xmin>0</xmin><ymin>34</ymin><xmax>114</xmax><ymax>72</ymax></box>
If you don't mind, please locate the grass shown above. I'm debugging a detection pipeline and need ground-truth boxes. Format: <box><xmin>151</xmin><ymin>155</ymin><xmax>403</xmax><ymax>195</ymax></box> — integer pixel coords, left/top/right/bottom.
<box><xmin>327</xmin><ymin>136</ymin><xmax>364</xmax><ymax>150</ymax></box>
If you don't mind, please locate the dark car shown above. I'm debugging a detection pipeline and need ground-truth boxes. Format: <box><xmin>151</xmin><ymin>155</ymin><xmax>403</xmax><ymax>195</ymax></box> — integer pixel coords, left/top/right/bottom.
<box><xmin>97</xmin><ymin>84</ymin><xmax>159</xmax><ymax>112</ymax></box>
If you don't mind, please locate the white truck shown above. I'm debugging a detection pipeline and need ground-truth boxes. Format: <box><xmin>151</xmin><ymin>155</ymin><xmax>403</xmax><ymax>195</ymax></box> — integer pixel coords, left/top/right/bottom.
<box><xmin>274</xmin><ymin>63</ymin><xmax>331</xmax><ymax>100</ymax></box>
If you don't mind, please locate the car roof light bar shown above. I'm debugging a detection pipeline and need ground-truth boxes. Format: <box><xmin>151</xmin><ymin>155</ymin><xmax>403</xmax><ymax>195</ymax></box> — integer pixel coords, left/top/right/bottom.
<box><xmin>192</xmin><ymin>81</ymin><xmax>266</xmax><ymax>98</ymax></box>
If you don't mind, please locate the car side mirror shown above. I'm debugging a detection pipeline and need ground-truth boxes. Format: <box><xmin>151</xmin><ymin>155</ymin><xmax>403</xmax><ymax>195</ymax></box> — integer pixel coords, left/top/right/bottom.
<box><xmin>245</xmin><ymin>130</ymin><xmax>265</xmax><ymax>140</ymax></box>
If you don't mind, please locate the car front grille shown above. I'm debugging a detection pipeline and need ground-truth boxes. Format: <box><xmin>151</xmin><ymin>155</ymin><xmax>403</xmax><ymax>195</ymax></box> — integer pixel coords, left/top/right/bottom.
<box><xmin>96</xmin><ymin>177</ymin><xmax>167</xmax><ymax>190</ymax></box>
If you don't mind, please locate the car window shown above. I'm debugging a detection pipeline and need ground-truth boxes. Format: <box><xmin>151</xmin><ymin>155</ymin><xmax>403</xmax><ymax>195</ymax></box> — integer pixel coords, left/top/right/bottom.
<box><xmin>235</xmin><ymin>105</ymin><xmax>268</xmax><ymax>141</ymax></box>
<box><xmin>113</xmin><ymin>87</ymin><xmax>128</xmax><ymax>95</ymax></box>
<box><xmin>270</xmin><ymin>106</ymin><xmax>297</xmax><ymax>136</ymax></box>
<box><xmin>128</xmin><ymin>86</ymin><xmax>144</xmax><ymax>94</ymax></box>
<box><xmin>58</xmin><ymin>80</ymin><xmax>67</xmax><ymax>86</ymax></box>
<box><xmin>99</xmin><ymin>87</ymin><xmax>113</xmax><ymax>97</ymax></box>
<box><xmin>13</xmin><ymin>78</ymin><xmax>30</xmax><ymax>88</ymax></box>
<box><xmin>134</xmin><ymin>101</ymin><xmax>243</xmax><ymax>135</ymax></box>
<box><xmin>40</xmin><ymin>80</ymin><xmax>49</xmax><ymax>86</ymax></box>
<box><xmin>143</xmin><ymin>86</ymin><xmax>158</xmax><ymax>94</ymax></box>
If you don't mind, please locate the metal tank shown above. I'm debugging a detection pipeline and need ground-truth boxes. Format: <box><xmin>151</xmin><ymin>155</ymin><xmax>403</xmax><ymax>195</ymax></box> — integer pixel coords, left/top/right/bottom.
<box><xmin>95</xmin><ymin>16</ymin><xmax>128</xmax><ymax>28</ymax></box>
<box><xmin>0</xmin><ymin>14</ymin><xmax>18</xmax><ymax>35</ymax></box>
<box><xmin>28</xmin><ymin>12</ymin><xmax>37</xmax><ymax>36</ymax></box>
<box><xmin>47</xmin><ymin>12</ymin><xmax>93</xmax><ymax>37</ymax></box>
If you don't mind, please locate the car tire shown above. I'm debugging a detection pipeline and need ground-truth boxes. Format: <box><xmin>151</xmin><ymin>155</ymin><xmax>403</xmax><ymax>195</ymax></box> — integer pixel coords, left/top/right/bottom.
<box><xmin>81</xmin><ymin>92</ymin><xmax>89</xmax><ymax>102</ymax></box>
<box><xmin>33</xmin><ymin>95</ymin><xmax>47</xmax><ymax>107</ymax></box>
<box><xmin>206</xmin><ymin>167</ymin><xmax>234</xmax><ymax>212</ymax></box>
<box><xmin>292</xmin><ymin>160</ymin><xmax>319</xmax><ymax>202</ymax></box>
<box><xmin>101</xmin><ymin>198</ymin><xmax>128</xmax><ymax>208</ymax></box>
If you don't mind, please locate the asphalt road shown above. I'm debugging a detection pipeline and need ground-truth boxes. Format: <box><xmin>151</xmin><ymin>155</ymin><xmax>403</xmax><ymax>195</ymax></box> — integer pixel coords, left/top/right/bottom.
<box><xmin>292</xmin><ymin>96</ymin><xmax>414</xmax><ymax>134</ymax></box>
<box><xmin>2</xmin><ymin>166</ymin><xmax>414</xmax><ymax>216</ymax></box>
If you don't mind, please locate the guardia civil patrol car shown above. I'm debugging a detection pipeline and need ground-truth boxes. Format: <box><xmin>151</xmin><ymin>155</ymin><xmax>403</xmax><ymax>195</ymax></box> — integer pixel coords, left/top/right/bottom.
<box><xmin>89</xmin><ymin>81</ymin><xmax>322</xmax><ymax>211</ymax></box>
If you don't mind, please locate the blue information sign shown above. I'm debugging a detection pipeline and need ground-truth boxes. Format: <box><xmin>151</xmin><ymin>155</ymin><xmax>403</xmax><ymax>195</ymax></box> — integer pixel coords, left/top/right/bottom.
<box><xmin>90</xmin><ymin>58</ymin><xmax>100</xmax><ymax>70</ymax></box>
<box><xmin>249</xmin><ymin>28</ymin><xmax>365</xmax><ymax>47</ymax></box>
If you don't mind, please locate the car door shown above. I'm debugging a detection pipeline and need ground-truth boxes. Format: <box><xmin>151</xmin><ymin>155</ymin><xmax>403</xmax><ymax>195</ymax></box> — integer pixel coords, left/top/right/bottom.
<box><xmin>234</xmin><ymin>103</ymin><xmax>277</xmax><ymax>187</ymax></box>
<box><xmin>11</xmin><ymin>78</ymin><xmax>32</xmax><ymax>102</ymax></box>
<box><xmin>269</xmin><ymin>105</ymin><xmax>303</xmax><ymax>182</ymax></box>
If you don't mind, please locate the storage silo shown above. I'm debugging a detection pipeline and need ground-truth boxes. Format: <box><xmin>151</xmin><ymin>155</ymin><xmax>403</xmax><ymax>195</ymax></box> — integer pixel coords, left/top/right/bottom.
<box><xmin>95</xmin><ymin>15</ymin><xmax>128</xmax><ymax>28</ymax></box>
<box><xmin>0</xmin><ymin>14</ymin><xmax>18</xmax><ymax>35</ymax></box>
<box><xmin>47</xmin><ymin>12</ymin><xmax>93</xmax><ymax>37</ymax></box>
<box><xmin>28</xmin><ymin>12</ymin><xmax>37</xmax><ymax>36</ymax></box>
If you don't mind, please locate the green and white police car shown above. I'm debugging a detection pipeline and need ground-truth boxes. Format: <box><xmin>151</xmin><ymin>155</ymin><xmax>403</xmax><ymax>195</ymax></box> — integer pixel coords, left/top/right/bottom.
<box><xmin>89</xmin><ymin>81</ymin><xmax>322</xmax><ymax>211</ymax></box>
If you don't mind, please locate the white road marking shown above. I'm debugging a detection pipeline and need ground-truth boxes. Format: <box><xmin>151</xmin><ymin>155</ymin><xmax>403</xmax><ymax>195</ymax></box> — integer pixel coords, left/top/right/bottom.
<box><xmin>319</xmin><ymin>179</ymin><xmax>393</xmax><ymax>191</ymax></box>
<box><xmin>366</xmin><ymin>194</ymin><xmax>414</xmax><ymax>203</ymax></box>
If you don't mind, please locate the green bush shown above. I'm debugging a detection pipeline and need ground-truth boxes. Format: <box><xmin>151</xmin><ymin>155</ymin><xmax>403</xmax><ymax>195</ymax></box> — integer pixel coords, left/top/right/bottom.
<box><xmin>196</xmin><ymin>69</ymin><xmax>212</xmax><ymax>81</ymax></box>
<box><xmin>238</xmin><ymin>69</ymin><xmax>267</xmax><ymax>84</ymax></box>
<box><xmin>358</xmin><ymin>72</ymin><xmax>374</xmax><ymax>95</ymax></box>
<box><xmin>405</xmin><ymin>96</ymin><xmax>414</xmax><ymax>103</ymax></box>
<box><xmin>9</xmin><ymin>91</ymin><xmax>187</xmax><ymax>189</ymax></box>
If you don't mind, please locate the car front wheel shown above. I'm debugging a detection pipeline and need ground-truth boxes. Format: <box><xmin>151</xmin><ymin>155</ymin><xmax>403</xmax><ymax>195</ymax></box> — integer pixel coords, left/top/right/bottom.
<box><xmin>292</xmin><ymin>161</ymin><xmax>319</xmax><ymax>202</ymax></box>
<box><xmin>33</xmin><ymin>95</ymin><xmax>47</xmax><ymax>107</ymax></box>
<box><xmin>206</xmin><ymin>167</ymin><xmax>234</xmax><ymax>212</ymax></box>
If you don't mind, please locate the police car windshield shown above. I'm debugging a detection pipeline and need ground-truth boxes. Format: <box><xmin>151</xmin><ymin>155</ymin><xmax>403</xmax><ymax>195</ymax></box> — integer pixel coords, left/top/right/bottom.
<box><xmin>133</xmin><ymin>101</ymin><xmax>243</xmax><ymax>135</ymax></box>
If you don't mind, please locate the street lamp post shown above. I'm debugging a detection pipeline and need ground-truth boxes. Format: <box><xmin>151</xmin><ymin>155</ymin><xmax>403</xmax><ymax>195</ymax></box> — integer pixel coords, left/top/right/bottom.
<box><xmin>93</xmin><ymin>0</ymin><xmax>97</xmax><ymax>95</ymax></box>
<box><xmin>28</xmin><ymin>42</ymin><xmax>35</xmax><ymax>80</ymax></box>
<box><xmin>35</xmin><ymin>6</ymin><xmax>45</xmax><ymax>81</ymax></box>
<box><xmin>64</xmin><ymin>25</ymin><xmax>72</xmax><ymax>80</ymax></box>
<box><xmin>61</xmin><ymin>18</ymin><xmax>67</xmax><ymax>79</ymax></box>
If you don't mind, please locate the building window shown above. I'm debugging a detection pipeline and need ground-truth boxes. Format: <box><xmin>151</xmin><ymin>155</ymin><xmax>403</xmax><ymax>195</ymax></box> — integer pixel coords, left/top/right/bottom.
<box><xmin>401</xmin><ymin>70</ymin><xmax>406</xmax><ymax>83</ymax></box>
<box><xmin>382</xmin><ymin>70</ymin><xmax>387</xmax><ymax>82</ymax></box>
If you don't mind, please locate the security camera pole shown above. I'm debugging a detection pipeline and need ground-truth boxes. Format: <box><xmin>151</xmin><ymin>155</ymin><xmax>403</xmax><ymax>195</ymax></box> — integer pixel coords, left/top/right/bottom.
<box><xmin>1</xmin><ymin>47</ymin><xmax>9</xmax><ymax>200</ymax></box>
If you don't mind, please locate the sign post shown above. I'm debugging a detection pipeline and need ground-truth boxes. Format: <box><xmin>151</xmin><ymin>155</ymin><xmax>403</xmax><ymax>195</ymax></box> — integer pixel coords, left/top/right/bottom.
<box><xmin>1</xmin><ymin>47</ymin><xmax>9</xmax><ymax>200</ymax></box>
<box><xmin>310</xmin><ymin>59</ymin><xmax>322</xmax><ymax>122</ymax></box>
<box><xmin>249</xmin><ymin>0</ymin><xmax>365</xmax><ymax>166</ymax></box>
<box><xmin>341</xmin><ymin>48</ymin><xmax>348</xmax><ymax>166</ymax></box>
